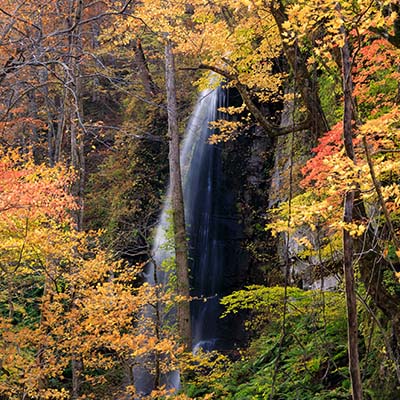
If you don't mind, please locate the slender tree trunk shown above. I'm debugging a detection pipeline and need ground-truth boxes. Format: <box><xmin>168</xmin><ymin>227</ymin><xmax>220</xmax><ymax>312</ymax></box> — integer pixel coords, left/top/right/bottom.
<box><xmin>68</xmin><ymin>1</ymin><xmax>85</xmax><ymax>393</ymax></box>
<box><xmin>153</xmin><ymin>262</ymin><xmax>161</xmax><ymax>388</ymax></box>
<box><xmin>343</xmin><ymin>192</ymin><xmax>362</xmax><ymax>400</ymax></box>
<box><xmin>34</xmin><ymin>16</ymin><xmax>57</xmax><ymax>166</ymax></box>
<box><xmin>134</xmin><ymin>39</ymin><xmax>160</xmax><ymax>99</ymax></box>
<box><xmin>38</xmin><ymin>65</ymin><xmax>57</xmax><ymax>166</ymax></box>
<box><xmin>72</xmin><ymin>355</ymin><xmax>83</xmax><ymax>400</ymax></box>
<box><xmin>271</xmin><ymin>0</ymin><xmax>329</xmax><ymax>138</ymax></box>
<box><xmin>69</xmin><ymin>0</ymin><xmax>85</xmax><ymax>230</ymax></box>
<box><xmin>7</xmin><ymin>277</ymin><xmax>14</xmax><ymax>320</ymax></box>
<box><xmin>341</xmin><ymin>22</ymin><xmax>363</xmax><ymax>400</ymax></box>
<box><xmin>27</xmin><ymin>89</ymin><xmax>40</xmax><ymax>161</ymax></box>
<box><xmin>54</xmin><ymin>86</ymin><xmax>67</xmax><ymax>164</ymax></box>
<box><xmin>165</xmin><ymin>40</ymin><xmax>192</xmax><ymax>350</ymax></box>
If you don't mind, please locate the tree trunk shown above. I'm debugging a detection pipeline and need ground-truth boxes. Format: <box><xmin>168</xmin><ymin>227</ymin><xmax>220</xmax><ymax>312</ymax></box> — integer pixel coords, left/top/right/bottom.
<box><xmin>68</xmin><ymin>1</ymin><xmax>86</xmax><ymax>394</ymax></box>
<box><xmin>27</xmin><ymin>89</ymin><xmax>40</xmax><ymax>162</ymax></box>
<box><xmin>271</xmin><ymin>0</ymin><xmax>329</xmax><ymax>138</ymax></box>
<box><xmin>165</xmin><ymin>40</ymin><xmax>192</xmax><ymax>350</ymax></box>
<box><xmin>68</xmin><ymin>0</ymin><xmax>85</xmax><ymax>230</ymax></box>
<box><xmin>341</xmin><ymin>23</ymin><xmax>363</xmax><ymax>400</ymax></box>
<box><xmin>72</xmin><ymin>353</ymin><xmax>84</xmax><ymax>400</ymax></box>
<box><xmin>134</xmin><ymin>38</ymin><xmax>160</xmax><ymax>99</ymax></box>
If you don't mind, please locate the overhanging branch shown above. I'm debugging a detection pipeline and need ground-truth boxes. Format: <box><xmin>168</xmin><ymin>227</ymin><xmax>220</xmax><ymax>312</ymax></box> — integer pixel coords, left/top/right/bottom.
<box><xmin>185</xmin><ymin>63</ymin><xmax>311</xmax><ymax>138</ymax></box>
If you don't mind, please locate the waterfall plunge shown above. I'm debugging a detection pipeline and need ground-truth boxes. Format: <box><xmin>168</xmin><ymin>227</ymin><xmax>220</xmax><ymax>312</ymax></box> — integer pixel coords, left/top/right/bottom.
<box><xmin>150</xmin><ymin>87</ymin><xmax>227</xmax><ymax>349</ymax></box>
<box><xmin>186</xmin><ymin>88</ymin><xmax>245</xmax><ymax>353</ymax></box>
<box><xmin>136</xmin><ymin>87</ymin><xmax>244</xmax><ymax>395</ymax></box>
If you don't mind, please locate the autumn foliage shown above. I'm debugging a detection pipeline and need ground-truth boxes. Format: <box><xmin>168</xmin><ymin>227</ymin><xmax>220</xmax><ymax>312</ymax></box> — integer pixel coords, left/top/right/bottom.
<box><xmin>0</xmin><ymin>149</ymin><xmax>182</xmax><ymax>399</ymax></box>
<box><xmin>2</xmin><ymin>0</ymin><xmax>400</xmax><ymax>398</ymax></box>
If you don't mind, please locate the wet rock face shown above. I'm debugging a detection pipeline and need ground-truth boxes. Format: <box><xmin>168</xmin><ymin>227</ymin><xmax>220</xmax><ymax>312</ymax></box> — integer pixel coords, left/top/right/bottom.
<box><xmin>267</xmin><ymin>99</ymin><xmax>337</xmax><ymax>290</ymax></box>
<box><xmin>219</xmin><ymin>96</ymin><xmax>283</xmax><ymax>287</ymax></box>
<box><xmin>222</xmin><ymin>132</ymin><xmax>278</xmax><ymax>285</ymax></box>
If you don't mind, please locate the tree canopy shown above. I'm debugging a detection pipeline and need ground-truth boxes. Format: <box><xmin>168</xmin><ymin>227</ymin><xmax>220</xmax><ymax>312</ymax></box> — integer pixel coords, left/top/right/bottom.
<box><xmin>1</xmin><ymin>0</ymin><xmax>400</xmax><ymax>399</ymax></box>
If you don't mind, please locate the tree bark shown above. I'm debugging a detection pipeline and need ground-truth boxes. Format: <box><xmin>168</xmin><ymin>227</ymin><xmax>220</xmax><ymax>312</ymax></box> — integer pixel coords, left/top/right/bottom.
<box><xmin>68</xmin><ymin>1</ymin><xmax>85</xmax><ymax>393</ymax></box>
<box><xmin>270</xmin><ymin>0</ymin><xmax>329</xmax><ymax>138</ymax></box>
<box><xmin>341</xmin><ymin>22</ymin><xmax>363</xmax><ymax>400</ymax></box>
<box><xmin>68</xmin><ymin>0</ymin><xmax>85</xmax><ymax>230</ymax></box>
<box><xmin>71</xmin><ymin>355</ymin><xmax>83</xmax><ymax>400</ymax></box>
<box><xmin>165</xmin><ymin>40</ymin><xmax>192</xmax><ymax>350</ymax></box>
<box><xmin>134</xmin><ymin>38</ymin><xmax>160</xmax><ymax>99</ymax></box>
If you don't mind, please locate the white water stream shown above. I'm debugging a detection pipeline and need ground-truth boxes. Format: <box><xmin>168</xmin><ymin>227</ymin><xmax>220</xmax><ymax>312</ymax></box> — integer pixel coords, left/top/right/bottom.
<box><xmin>134</xmin><ymin>89</ymin><xmax>219</xmax><ymax>396</ymax></box>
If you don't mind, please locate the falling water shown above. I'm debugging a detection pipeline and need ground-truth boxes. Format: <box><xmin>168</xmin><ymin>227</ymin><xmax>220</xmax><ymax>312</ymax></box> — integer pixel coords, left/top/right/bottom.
<box><xmin>135</xmin><ymin>87</ymin><xmax>245</xmax><ymax>395</ymax></box>
<box><xmin>149</xmin><ymin>88</ymin><xmax>219</xmax><ymax>284</ymax></box>
<box><xmin>185</xmin><ymin>88</ymin><xmax>245</xmax><ymax>352</ymax></box>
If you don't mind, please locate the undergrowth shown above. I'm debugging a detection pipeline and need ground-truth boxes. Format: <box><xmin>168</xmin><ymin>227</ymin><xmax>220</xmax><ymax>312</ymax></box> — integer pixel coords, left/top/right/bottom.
<box><xmin>182</xmin><ymin>286</ymin><xmax>400</xmax><ymax>399</ymax></box>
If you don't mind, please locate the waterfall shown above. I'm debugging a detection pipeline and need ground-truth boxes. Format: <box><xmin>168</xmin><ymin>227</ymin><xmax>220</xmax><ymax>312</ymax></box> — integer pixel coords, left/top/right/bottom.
<box><xmin>135</xmin><ymin>86</ymin><xmax>245</xmax><ymax>395</ymax></box>
<box><xmin>185</xmin><ymin>88</ymin><xmax>225</xmax><ymax>351</ymax></box>
<box><xmin>149</xmin><ymin>88</ymin><xmax>219</xmax><ymax>284</ymax></box>
<box><xmin>185</xmin><ymin>88</ymin><xmax>244</xmax><ymax>352</ymax></box>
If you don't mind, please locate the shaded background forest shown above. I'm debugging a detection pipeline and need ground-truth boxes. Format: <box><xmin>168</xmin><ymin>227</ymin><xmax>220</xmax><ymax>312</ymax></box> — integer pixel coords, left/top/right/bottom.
<box><xmin>1</xmin><ymin>0</ymin><xmax>400</xmax><ymax>399</ymax></box>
